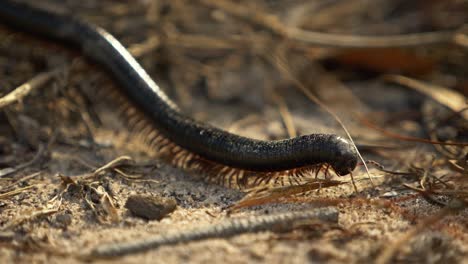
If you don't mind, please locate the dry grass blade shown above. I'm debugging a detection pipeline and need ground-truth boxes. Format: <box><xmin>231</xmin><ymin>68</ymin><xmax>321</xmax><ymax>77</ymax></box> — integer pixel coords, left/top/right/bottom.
<box><xmin>0</xmin><ymin>68</ymin><xmax>61</xmax><ymax>109</ymax></box>
<box><xmin>85</xmin><ymin>186</ymin><xmax>120</xmax><ymax>224</ymax></box>
<box><xmin>199</xmin><ymin>0</ymin><xmax>456</xmax><ymax>48</ymax></box>
<box><xmin>128</xmin><ymin>36</ymin><xmax>160</xmax><ymax>57</ymax></box>
<box><xmin>0</xmin><ymin>185</ymin><xmax>36</xmax><ymax>200</ymax></box>
<box><xmin>1</xmin><ymin>199</ymin><xmax>60</xmax><ymax>231</ymax></box>
<box><xmin>0</xmin><ymin>172</ymin><xmax>41</xmax><ymax>192</ymax></box>
<box><xmin>385</xmin><ymin>75</ymin><xmax>468</xmax><ymax>120</ymax></box>
<box><xmin>288</xmin><ymin>28</ymin><xmax>455</xmax><ymax>48</ymax></box>
<box><xmin>272</xmin><ymin>92</ymin><xmax>297</xmax><ymax>138</ymax></box>
<box><xmin>454</xmin><ymin>26</ymin><xmax>468</xmax><ymax>48</ymax></box>
<box><xmin>448</xmin><ymin>159</ymin><xmax>467</xmax><ymax>174</ymax></box>
<box><xmin>357</xmin><ymin>114</ymin><xmax>468</xmax><ymax>146</ymax></box>
<box><xmin>454</xmin><ymin>33</ymin><xmax>468</xmax><ymax>48</ymax></box>
<box><xmin>365</xmin><ymin>160</ymin><xmax>414</xmax><ymax>176</ymax></box>
<box><xmin>227</xmin><ymin>114</ymin><xmax>260</xmax><ymax>133</ymax></box>
<box><xmin>49</xmin><ymin>157</ymin><xmax>130</xmax><ymax>223</ymax></box>
<box><xmin>93</xmin><ymin>156</ymin><xmax>134</xmax><ymax>175</ymax></box>
<box><xmin>228</xmin><ymin>179</ymin><xmax>345</xmax><ymax>212</ymax></box>
<box><xmin>0</xmin><ymin>145</ymin><xmax>47</xmax><ymax>178</ymax></box>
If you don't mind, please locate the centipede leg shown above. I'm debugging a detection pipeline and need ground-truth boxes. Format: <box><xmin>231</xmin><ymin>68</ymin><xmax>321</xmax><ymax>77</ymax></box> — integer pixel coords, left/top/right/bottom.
<box><xmin>323</xmin><ymin>164</ymin><xmax>331</xmax><ymax>179</ymax></box>
<box><xmin>349</xmin><ymin>172</ymin><xmax>358</xmax><ymax>193</ymax></box>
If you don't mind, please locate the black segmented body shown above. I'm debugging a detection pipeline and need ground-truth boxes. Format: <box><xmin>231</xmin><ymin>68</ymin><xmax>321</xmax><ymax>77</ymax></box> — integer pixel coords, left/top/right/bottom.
<box><xmin>0</xmin><ymin>0</ymin><xmax>358</xmax><ymax>176</ymax></box>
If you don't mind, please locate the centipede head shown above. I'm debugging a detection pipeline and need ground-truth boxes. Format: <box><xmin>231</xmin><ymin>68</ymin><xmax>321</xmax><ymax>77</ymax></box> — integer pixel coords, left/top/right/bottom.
<box><xmin>330</xmin><ymin>137</ymin><xmax>358</xmax><ymax>176</ymax></box>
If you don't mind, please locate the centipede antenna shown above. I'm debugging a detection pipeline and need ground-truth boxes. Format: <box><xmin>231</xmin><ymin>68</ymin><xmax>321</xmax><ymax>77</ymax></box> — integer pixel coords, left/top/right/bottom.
<box><xmin>270</xmin><ymin>54</ymin><xmax>367</xmax><ymax>185</ymax></box>
<box><xmin>354</xmin><ymin>145</ymin><xmax>374</xmax><ymax>186</ymax></box>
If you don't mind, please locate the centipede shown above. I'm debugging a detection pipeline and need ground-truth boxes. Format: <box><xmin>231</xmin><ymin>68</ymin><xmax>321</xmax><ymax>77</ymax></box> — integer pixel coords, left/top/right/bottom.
<box><xmin>0</xmin><ymin>0</ymin><xmax>358</xmax><ymax>188</ymax></box>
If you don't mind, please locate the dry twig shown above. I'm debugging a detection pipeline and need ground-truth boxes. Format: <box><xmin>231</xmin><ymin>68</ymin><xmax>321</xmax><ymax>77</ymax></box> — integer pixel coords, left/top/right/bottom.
<box><xmin>272</xmin><ymin>92</ymin><xmax>297</xmax><ymax>138</ymax></box>
<box><xmin>199</xmin><ymin>0</ymin><xmax>457</xmax><ymax>48</ymax></box>
<box><xmin>0</xmin><ymin>68</ymin><xmax>61</xmax><ymax>109</ymax></box>
<box><xmin>88</xmin><ymin>207</ymin><xmax>339</xmax><ymax>258</ymax></box>
<box><xmin>357</xmin><ymin>115</ymin><xmax>468</xmax><ymax>146</ymax></box>
<box><xmin>228</xmin><ymin>179</ymin><xmax>344</xmax><ymax>212</ymax></box>
<box><xmin>0</xmin><ymin>145</ymin><xmax>47</xmax><ymax>178</ymax></box>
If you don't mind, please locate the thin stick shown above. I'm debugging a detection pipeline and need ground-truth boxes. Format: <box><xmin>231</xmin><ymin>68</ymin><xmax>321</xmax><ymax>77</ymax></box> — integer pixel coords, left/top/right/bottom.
<box><xmin>0</xmin><ymin>68</ymin><xmax>60</xmax><ymax>109</ymax></box>
<box><xmin>357</xmin><ymin>115</ymin><xmax>468</xmax><ymax>146</ymax></box>
<box><xmin>270</xmin><ymin>55</ymin><xmax>373</xmax><ymax>187</ymax></box>
<box><xmin>0</xmin><ymin>145</ymin><xmax>47</xmax><ymax>178</ymax></box>
<box><xmin>364</xmin><ymin>160</ymin><xmax>414</xmax><ymax>176</ymax></box>
<box><xmin>288</xmin><ymin>28</ymin><xmax>455</xmax><ymax>48</ymax></box>
<box><xmin>1</xmin><ymin>205</ymin><xmax>59</xmax><ymax>230</ymax></box>
<box><xmin>0</xmin><ymin>172</ymin><xmax>41</xmax><ymax>192</ymax></box>
<box><xmin>454</xmin><ymin>26</ymin><xmax>468</xmax><ymax>48</ymax></box>
<box><xmin>199</xmin><ymin>0</ymin><xmax>456</xmax><ymax>48</ymax></box>
<box><xmin>128</xmin><ymin>36</ymin><xmax>160</xmax><ymax>57</ymax></box>
<box><xmin>229</xmin><ymin>180</ymin><xmax>345</xmax><ymax>212</ymax></box>
<box><xmin>0</xmin><ymin>185</ymin><xmax>36</xmax><ymax>200</ymax></box>
<box><xmin>88</xmin><ymin>207</ymin><xmax>338</xmax><ymax>258</ymax></box>
<box><xmin>272</xmin><ymin>92</ymin><xmax>297</xmax><ymax>137</ymax></box>
<box><xmin>227</xmin><ymin>114</ymin><xmax>260</xmax><ymax>133</ymax></box>
<box><xmin>93</xmin><ymin>156</ymin><xmax>134</xmax><ymax>175</ymax></box>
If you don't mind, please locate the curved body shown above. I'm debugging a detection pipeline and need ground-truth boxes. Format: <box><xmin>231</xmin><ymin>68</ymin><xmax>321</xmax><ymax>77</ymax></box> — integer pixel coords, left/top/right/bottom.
<box><xmin>0</xmin><ymin>0</ymin><xmax>357</xmax><ymax>175</ymax></box>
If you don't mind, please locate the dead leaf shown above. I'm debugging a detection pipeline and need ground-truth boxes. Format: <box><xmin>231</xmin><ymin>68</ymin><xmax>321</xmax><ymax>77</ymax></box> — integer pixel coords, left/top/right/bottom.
<box><xmin>335</xmin><ymin>48</ymin><xmax>435</xmax><ymax>75</ymax></box>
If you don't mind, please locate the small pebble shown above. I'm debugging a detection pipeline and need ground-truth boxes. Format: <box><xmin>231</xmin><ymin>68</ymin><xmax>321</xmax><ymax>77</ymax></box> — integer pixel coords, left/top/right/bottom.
<box><xmin>55</xmin><ymin>212</ymin><xmax>73</xmax><ymax>228</ymax></box>
<box><xmin>125</xmin><ymin>194</ymin><xmax>177</xmax><ymax>220</ymax></box>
